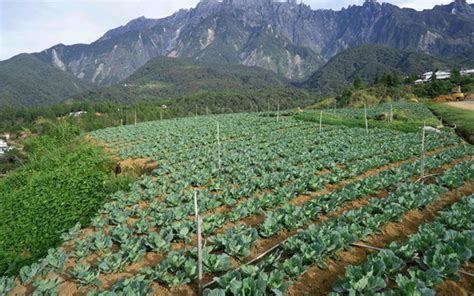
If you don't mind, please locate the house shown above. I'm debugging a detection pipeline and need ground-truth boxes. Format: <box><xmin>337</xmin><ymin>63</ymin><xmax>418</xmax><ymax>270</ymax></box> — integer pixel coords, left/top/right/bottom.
<box><xmin>422</xmin><ymin>71</ymin><xmax>451</xmax><ymax>81</ymax></box>
<box><xmin>414</xmin><ymin>79</ymin><xmax>424</xmax><ymax>85</ymax></box>
<box><xmin>461</xmin><ymin>69</ymin><xmax>474</xmax><ymax>77</ymax></box>
<box><xmin>0</xmin><ymin>139</ymin><xmax>7</xmax><ymax>155</ymax></box>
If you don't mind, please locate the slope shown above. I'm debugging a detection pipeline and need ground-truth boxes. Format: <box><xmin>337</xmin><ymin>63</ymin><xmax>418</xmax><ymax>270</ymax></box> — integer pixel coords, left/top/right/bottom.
<box><xmin>20</xmin><ymin>0</ymin><xmax>474</xmax><ymax>86</ymax></box>
<box><xmin>72</xmin><ymin>56</ymin><xmax>296</xmax><ymax>104</ymax></box>
<box><xmin>303</xmin><ymin>45</ymin><xmax>450</xmax><ymax>95</ymax></box>
<box><xmin>0</xmin><ymin>54</ymin><xmax>92</xmax><ymax>107</ymax></box>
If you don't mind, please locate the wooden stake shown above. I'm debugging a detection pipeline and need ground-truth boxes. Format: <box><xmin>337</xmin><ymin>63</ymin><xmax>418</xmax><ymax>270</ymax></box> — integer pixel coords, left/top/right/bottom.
<box><xmin>134</xmin><ymin>110</ymin><xmax>137</xmax><ymax>125</ymax></box>
<box><xmin>195</xmin><ymin>104</ymin><xmax>198</xmax><ymax>117</ymax></box>
<box><xmin>277</xmin><ymin>104</ymin><xmax>280</xmax><ymax>122</ymax></box>
<box><xmin>390</xmin><ymin>104</ymin><xmax>393</xmax><ymax>122</ymax></box>
<box><xmin>420</xmin><ymin>122</ymin><xmax>426</xmax><ymax>178</ymax></box>
<box><xmin>193</xmin><ymin>191</ymin><xmax>203</xmax><ymax>296</ymax></box>
<box><xmin>364</xmin><ymin>104</ymin><xmax>369</xmax><ymax>134</ymax></box>
<box><xmin>217</xmin><ymin>123</ymin><xmax>221</xmax><ymax>171</ymax></box>
<box><xmin>319</xmin><ymin>110</ymin><xmax>323</xmax><ymax>133</ymax></box>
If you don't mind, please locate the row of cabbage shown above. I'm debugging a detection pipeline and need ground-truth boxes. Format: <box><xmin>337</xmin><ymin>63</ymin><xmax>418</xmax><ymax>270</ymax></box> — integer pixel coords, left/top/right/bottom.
<box><xmin>203</xmin><ymin>160</ymin><xmax>474</xmax><ymax>295</ymax></box>
<box><xmin>331</xmin><ymin>194</ymin><xmax>474</xmax><ymax>295</ymax></box>
<box><xmin>1</xmin><ymin>144</ymin><xmax>469</xmax><ymax>295</ymax></box>
<box><xmin>318</xmin><ymin>102</ymin><xmax>436</xmax><ymax>120</ymax></box>
<box><xmin>0</xmin><ymin>110</ymin><xmax>468</xmax><ymax>294</ymax></box>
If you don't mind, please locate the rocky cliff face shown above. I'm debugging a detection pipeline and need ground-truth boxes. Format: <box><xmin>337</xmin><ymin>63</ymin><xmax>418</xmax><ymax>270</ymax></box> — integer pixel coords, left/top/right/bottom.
<box><xmin>32</xmin><ymin>0</ymin><xmax>474</xmax><ymax>85</ymax></box>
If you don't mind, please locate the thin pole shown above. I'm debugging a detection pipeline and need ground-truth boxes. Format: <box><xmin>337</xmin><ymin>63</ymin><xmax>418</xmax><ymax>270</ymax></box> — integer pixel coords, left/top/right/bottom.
<box><xmin>207</xmin><ymin>107</ymin><xmax>209</xmax><ymax>116</ymax></box>
<box><xmin>390</xmin><ymin>104</ymin><xmax>393</xmax><ymax>122</ymax></box>
<box><xmin>134</xmin><ymin>110</ymin><xmax>137</xmax><ymax>125</ymax></box>
<box><xmin>421</xmin><ymin>123</ymin><xmax>426</xmax><ymax>178</ymax></box>
<box><xmin>267</xmin><ymin>100</ymin><xmax>270</xmax><ymax>113</ymax></box>
<box><xmin>364</xmin><ymin>104</ymin><xmax>368</xmax><ymax>134</ymax></box>
<box><xmin>334</xmin><ymin>100</ymin><xmax>336</xmax><ymax>114</ymax></box>
<box><xmin>193</xmin><ymin>191</ymin><xmax>203</xmax><ymax>296</ymax></box>
<box><xmin>160</xmin><ymin>110</ymin><xmax>163</xmax><ymax>121</ymax></box>
<box><xmin>277</xmin><ymin>104</ymin><xmax>280</xmax><ymax>122</ymax></box>
<box><xmin>195</xmin><ymin>104</ymin><xmax>198</xmax><ymax>117</ymax></box>
<box><xmin>217</xmin><ymin>123</ymin><xmax>221</xmax><ymax>171</ymax></box>
<box><xmin>319</xmin><ymin>110</ymin><xmax>323</xmax><ymax>133</ymax></box>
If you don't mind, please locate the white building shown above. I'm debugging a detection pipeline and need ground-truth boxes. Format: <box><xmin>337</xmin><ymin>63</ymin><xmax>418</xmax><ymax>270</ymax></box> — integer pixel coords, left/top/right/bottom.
<box><xmin>0</xmin><ymin>139</ymin><xmax>7</xmax><ymax>156</ymax></box>
<box><xmin>422</xmin><ymin>71</ymin><xmax>452</xmax><ymax>81</ymax></box>
<box><xmin>461</xmin><ymin>69</ymin><xmax>474</xmax><ymax>77</ymax></box>
<box><xmin>421</xmin><ymin>68</ymin><xmax>474</xmax><ymax>82</ymax></box>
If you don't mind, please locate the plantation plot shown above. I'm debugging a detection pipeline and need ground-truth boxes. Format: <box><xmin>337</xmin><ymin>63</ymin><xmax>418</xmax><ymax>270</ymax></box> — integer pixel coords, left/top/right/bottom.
<box><xmin>2</xmin><ymin>104</ymin><xmax>473</xmax><ymax>296</ymax></box>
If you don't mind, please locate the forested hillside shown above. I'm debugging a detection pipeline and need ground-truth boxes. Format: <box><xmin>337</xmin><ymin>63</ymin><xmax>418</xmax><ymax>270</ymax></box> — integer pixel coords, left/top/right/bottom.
<box><xmin>0</xmin><ymin>54</ymin><xmax>92</xmax><ymax>107</ymax></box>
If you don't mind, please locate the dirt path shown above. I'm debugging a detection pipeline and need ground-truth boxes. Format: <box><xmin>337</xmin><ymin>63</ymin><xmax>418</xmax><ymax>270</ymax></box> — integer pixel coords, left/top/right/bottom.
<box><xmin>445</xmin><ymin>101</ymin><xmax>474</xmax><ymax>111</ymax></box>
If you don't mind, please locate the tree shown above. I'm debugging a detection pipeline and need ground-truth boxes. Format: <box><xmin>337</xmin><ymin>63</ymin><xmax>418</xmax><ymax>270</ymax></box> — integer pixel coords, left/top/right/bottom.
<box><xmin>373</xmin><ymin>73</ymin><xmax>381</xmax><ymax>85</ymax></box>
<box><xmin>338</xmin><ymin>88</ymin><xmax>353</xmax><ymax>107</ymax></box>
<box><xmin>353</xmin><ymin>76</ymin><xmax>364</xmax><ymax>89</ymax></box>
<box><xmin>450</xmin><ymin>68</ymin><xmax>461</xmax><ymax>85</ymax></box>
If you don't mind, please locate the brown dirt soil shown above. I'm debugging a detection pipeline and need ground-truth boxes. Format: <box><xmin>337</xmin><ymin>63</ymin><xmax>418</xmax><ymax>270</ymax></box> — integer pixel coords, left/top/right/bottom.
<box><xmin>436</xmin><ymin>261</ymin><xmax>474</xmax><ymax>296</ymax></box>
<box><xmin>288</xmin><ymin>181</ymin><xmax>474</xmax><ymax>296</ymax></box>
<box><xmin>119</xmin><ymin>158</ymin><xmax>158</xmax><ymax>176</ymax></box>
<box><xmin>8</xmin><ymin>147</ymin><xmax>467</xmax><ymax>296</ymax></box>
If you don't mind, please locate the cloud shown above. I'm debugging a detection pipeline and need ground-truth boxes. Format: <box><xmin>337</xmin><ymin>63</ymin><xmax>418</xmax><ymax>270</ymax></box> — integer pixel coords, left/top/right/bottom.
<box><xmin>0</xmin><ymin>0</ymin><xmax>469</xmax><ymax>61</ymax></box>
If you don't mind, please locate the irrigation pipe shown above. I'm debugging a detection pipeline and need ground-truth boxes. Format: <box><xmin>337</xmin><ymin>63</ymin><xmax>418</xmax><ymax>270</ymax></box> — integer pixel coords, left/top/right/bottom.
<box><xmin>202</xmin><ymin>241</ymin><xmax>285</xmax><ymax>289</ymax></box>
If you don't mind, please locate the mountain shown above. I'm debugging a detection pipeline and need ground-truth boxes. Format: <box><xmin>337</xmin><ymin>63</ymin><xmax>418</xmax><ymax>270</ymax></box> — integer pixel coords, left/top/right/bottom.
<box><xmin>303</xmin><ymin>45</ymin><xmax>450</xmax><ymax>94</ymax></box>
<box><xmin>26</xmin><ymin>0</ymin><xmax>474</xmax><ymax>86</ymax></box>
<box><xmin>71</xmin><ymin>56</ymin><xmax>294</xmax><ymax>103</ymax></box>
<box><xmin>0</xmin><ymin>54</ymin><xmax>92</xmax><ymax>107</ymax></box>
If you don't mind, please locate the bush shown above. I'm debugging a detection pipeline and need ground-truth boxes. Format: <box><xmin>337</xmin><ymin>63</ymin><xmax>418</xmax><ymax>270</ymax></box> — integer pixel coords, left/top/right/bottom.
<box><xmin>0</xmin><ymin>122</ymin><xmax>130</xmax><ymax>275</ymax></box>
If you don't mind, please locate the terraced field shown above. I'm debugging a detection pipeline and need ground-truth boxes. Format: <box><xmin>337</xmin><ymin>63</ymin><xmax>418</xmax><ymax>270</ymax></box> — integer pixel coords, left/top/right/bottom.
<box><xmin>2</xmin><ymin>104</ymin><xmax>473</xmax><ymax>295</ymax></box>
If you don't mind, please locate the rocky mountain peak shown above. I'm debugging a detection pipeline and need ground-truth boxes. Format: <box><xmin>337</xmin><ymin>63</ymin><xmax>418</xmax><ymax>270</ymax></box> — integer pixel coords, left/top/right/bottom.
<box><xmin>27</xmin><ymin>0</ymin><xmax>474</xmax><ymax>86</ymax></box>
<box><xmin>453</xmin><ymin>0</ymin><xmax>473</xmax><ymax>14</ymax></box>
<box><xmin>433</xmin><ymin>0</ymin><xmax>473</xmax><ymax>15</ymax></box>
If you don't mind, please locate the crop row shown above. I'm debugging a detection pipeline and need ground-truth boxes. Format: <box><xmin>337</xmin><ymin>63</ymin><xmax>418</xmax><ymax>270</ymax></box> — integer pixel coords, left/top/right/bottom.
<box><xmin>202</xmin><ymin>160</ymin><xmax>473</xmax><ymax>295</ymax></box>
<box><xmin>331</xmin><ymin>194</ymin><xmax>473</xmax><ymax>295</ymax></box>
<box><xmin>2</xmin><ymin>146</ymin><xmax>469</xmax><ymax>295</ymax></box>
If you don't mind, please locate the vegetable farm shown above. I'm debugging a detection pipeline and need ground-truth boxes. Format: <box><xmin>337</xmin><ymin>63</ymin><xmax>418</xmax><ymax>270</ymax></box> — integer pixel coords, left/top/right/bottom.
<box><xmin>2</xmin><ymin>103</ymin><xmax>473</xmax><ymax>295</ymax></box>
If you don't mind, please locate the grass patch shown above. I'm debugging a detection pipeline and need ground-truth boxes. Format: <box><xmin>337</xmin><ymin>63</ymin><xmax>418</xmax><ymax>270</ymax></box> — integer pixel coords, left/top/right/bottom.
<box><xmin>295</xmin><ymin>111</ymin><xmax>437</xmax><ymax>133</ymax></box>
<box><xmin>428</xmin><ymin>103</ymin><xmax>474</xmax><ymax>144</ymax></box>
<box><xmin>0</xmin><ymin>122</ymin><xmax>131</xmax><ymax>275</ymax></box>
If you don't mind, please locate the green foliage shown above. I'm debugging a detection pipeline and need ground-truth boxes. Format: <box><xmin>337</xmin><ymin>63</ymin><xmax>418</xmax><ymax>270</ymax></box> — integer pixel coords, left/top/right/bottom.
<box><xmin>0</xmin><ymin>54</ymin><xmax>91</xmax><ymax>108</ymax></box>
<box><xmin>303</xmin><ymin>45</ymin><xmax>449</xmax><ymax>95</ymax></box>
<box><xmin>297</xmin><ymin>103</ymin><xmax>438</xmax><ymax>133</ymax></box>
<box><xmin>0</xmin><ymin>122</ymin><xmax>130</xmax><ymax>276</ymax></box>
<box><xmin>352</xmin><ymin>76</ymin><xmax>364</xmax><ymax>89</ymax></box>
<box><xmin>428</xmin><ymin>103</ymin><xmax>474</xmax><ymax>144</ymax></box>
<box><xmin>412</xmin><ymin>79</ymin><xmax>453</xmax><ymax>98</ymax></box>
<box><xmin>0</xmin><ymin>276</ymin><xmax>15</xmax><ymax>294</ymax></box>
<box><xmin>0</xmin><ymin>87</ymin><xmax>314</xmax><ymax>134</ymax></box>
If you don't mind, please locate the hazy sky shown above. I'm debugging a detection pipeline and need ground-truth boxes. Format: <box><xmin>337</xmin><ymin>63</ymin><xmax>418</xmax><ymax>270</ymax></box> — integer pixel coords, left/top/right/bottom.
<box><xmin>0</xmin><ymin>0</ymin><xmax>465</xmax><ymax>61</ymax></box>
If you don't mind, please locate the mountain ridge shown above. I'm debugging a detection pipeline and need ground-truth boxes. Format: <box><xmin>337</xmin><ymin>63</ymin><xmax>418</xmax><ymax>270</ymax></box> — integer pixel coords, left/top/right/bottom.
<box><xmin>24</xmin><ymin>0</ymin><xmax>474</xmax><ymax>85</ymax></box>
<box><xmin>0</xmin><ymin>54</ymin><xmax>92</xmax><ymax>107</ymax></box>
<box><xmin>303</xmin><ymin>44</ymin><xmax>451</xmax><ymax>95</ymax></box>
